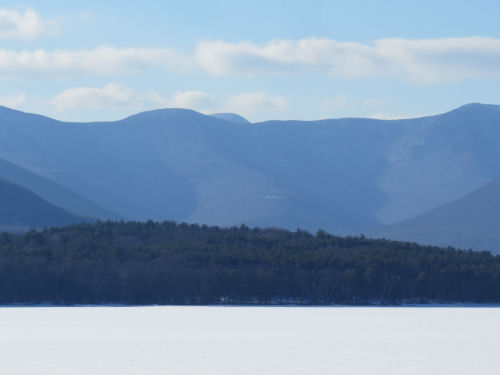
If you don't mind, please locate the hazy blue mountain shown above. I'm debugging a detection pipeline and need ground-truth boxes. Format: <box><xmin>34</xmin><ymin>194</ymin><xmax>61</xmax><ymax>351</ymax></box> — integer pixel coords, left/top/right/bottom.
<box><xmin>1</xmin><ymin>103</ymin><xmax>500</xmax><ymax>239</ymax></box>
<box><xmin>0</xmin><ymin>179</ymin><xmax>89</xmax><ymax>232</ymax></box>
<box><xmin>375</xmin><ymin>103</ymin><xmax>500</xmax><ymax>224</ymax></box>
<box><xmin>0</xmin><ymin>158</ymin><xmax>120</xmax><ymax>220</ymax></box>
<box><xmin>209</xmin><ymin>113</ymin><xmax>251</xmax><ymax>124</ymax></box>
<box><xmin>371</xmin><ymin>179</ymin><xmax>500</xmax><ymax>254</ymax></box>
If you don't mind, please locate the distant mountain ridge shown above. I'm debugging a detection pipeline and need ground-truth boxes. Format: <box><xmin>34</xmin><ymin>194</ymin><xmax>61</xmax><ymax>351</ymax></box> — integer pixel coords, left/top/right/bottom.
<box><xmin>1</xmin><ymin>103</ymin><xmax>500</xmax><ymax>252</ymax></box>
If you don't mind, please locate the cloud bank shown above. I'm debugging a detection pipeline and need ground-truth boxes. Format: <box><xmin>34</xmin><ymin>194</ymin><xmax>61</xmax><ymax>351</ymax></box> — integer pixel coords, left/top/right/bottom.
<box><xmin>51</xmin><ymin>84</ymin><xmax>138</xmax><ymax>111</ymax></box>
<box><xmin>0</xmin><ymin>7</ymin><xmax>57</xmax><ymax>39</ymax></box>
<box><xmin>2</xmin><ymin>37</ymin><xmax>500</xmax><ymax>83</ymax></box>
<box><xmin>0</xmin><ymin>46</ymin><xmax>188</xmax><ymax>78</ymax></box>
<box><xmin>195</xmin><ymin>37</ymin><xmax>500</xmax><ymax>83</ymax></box>
<box><xmin>51</xmin><ymin>85</ymin><xmax>214</xmax><ymax>112</ymax></box>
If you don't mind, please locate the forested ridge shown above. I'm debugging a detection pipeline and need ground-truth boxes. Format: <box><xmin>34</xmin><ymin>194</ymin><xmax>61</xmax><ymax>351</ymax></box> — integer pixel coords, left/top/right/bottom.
<box><xmin>0</xmin><ymin>221</ymin><xmax>499</xmax><ymax>305</ymax></box>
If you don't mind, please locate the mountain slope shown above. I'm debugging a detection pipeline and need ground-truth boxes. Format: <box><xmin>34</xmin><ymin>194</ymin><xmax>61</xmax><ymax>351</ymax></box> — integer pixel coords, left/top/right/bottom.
<box><xmin>372</xmin><ymin>179</ymin><xmax>500</xmax><ymax>253</ymax></box>
<box><xmin>375</xmin><ymin>103</ymin><xmax>500</xmax><ymax>224</ymax></box>
<box><xmin>0</xmin><ymin>158</ymin><xmax>120</xmax><ymax>220</ymax></box>
<box><xmin>0</xmin><ymin>179</ymin><xmax>89</xmax><ymax>231</ymax></box>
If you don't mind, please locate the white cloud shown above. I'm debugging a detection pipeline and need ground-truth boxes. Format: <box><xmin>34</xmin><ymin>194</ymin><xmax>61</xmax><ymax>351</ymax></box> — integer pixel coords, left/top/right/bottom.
<box><xmin>0</xmin><ymin>92</ymin><xmax>26</xmax><ymax>108</ymax></box>
<box><xmin>51</xmin><ymin>83</ymin><xmax>139</xmax><ymax>111</ymax></box>
<box><xmin>0</xmin><ymin>7</ymin><xmax>57</xmax><ymax>39</ymax></box>
<box><xmin>169</xmin><ymin>90</ymin><xmax>215</xmax><ymax>111</ymax></box>
<box><xmin>0</xmin><ymin>46</ymin><xmax>189</xmax><ymax>78</ymax></box>
<box><xmin>196</xmin><ymin>37</ymin><xmax>500</xmax><ymax>83</ymax></box>
<box><xmin>3</xmin><ymin>37</ymin><xmax>500</xmax><ymax>83</ymax></box>
<box><xmin>374</xmin><ymin>37</ymin><xmax>500</xmax><ymax>83</ymax></box>
<box><xmin>196</xmin><ymin>38</ymin><xmax>376</xmax><ymax>77</ymax></box>
<box><xmin>50</xmin><ymin>85</ymin><xmax>214</xmax><ymax>113</ymax></box>
<box><xmin>223</xmin><ymin>92</ymin><xmax>288</xmax><ymax>117</ymax></box>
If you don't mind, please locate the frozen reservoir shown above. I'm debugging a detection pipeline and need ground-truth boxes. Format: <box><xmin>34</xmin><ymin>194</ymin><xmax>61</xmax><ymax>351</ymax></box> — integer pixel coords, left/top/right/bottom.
<box><xmin>0</xmin><ymin>306</ymin><xmax>498</xmax><ymax>374</ymax></box>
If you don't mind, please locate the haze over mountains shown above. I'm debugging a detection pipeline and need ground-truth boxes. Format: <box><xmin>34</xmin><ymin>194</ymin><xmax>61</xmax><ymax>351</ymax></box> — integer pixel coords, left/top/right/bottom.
<box><xmin>0</xmin><ymin>103</ymin><xmax>499</xmax><ymax>252</ymax></box>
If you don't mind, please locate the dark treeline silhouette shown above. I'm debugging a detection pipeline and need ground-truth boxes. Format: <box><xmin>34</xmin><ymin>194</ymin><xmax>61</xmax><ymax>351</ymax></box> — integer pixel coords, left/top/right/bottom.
<box><xmin>1</xmin><ymin>221</ymin><xmax>499</xmax><ymax>305</ymax></box>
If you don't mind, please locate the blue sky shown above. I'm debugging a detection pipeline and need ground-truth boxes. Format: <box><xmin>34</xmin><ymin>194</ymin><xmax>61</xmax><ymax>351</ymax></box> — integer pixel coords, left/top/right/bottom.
<box><xmin>1</xmin><ymin>1</ymin><xmax>500</xmax><ymax>121</ymax></box>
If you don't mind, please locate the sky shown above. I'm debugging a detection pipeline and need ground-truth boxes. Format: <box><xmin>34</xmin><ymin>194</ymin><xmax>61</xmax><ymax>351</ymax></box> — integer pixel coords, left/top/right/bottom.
<box><xmin>1</xmin><ymin>0</ymin><xmax>500</xmax><ymax>122</ymax></box>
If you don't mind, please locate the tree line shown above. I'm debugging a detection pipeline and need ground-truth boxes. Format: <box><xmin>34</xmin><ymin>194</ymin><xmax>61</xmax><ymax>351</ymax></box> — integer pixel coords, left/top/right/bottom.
<box><xmin>0</xmin><ymin>220</ymin><xmax>499</xmax><ymax>305</ymax></box>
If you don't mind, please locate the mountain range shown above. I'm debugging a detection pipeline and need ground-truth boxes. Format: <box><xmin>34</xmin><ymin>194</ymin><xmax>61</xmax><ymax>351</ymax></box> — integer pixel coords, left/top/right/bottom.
<box><xmin>0</xmin><ymin>103</ymin><xmax>499</xmax><ymax>252</ymax></box>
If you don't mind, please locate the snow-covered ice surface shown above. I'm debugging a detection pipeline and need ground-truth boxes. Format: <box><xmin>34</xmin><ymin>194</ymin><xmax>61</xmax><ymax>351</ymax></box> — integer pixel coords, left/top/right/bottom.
<box><xmin>0</xmin><ymin>306</ymin><xmax>499</xmax><ymax>374</ymax></box>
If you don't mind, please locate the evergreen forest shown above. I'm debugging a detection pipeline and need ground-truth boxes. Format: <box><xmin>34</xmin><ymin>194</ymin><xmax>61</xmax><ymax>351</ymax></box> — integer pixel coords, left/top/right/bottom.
<box><xmin>0</xmin><ymin>221</ymin><xmax>499</xmax><ymax>305</ymax></box>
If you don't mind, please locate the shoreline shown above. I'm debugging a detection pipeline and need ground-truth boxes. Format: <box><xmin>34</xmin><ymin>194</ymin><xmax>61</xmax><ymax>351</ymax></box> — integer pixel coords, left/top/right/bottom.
<box><xmin>1</xmin><ymin>303</ymin><xmax>500</xmax><ymax>308</ymax></box>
